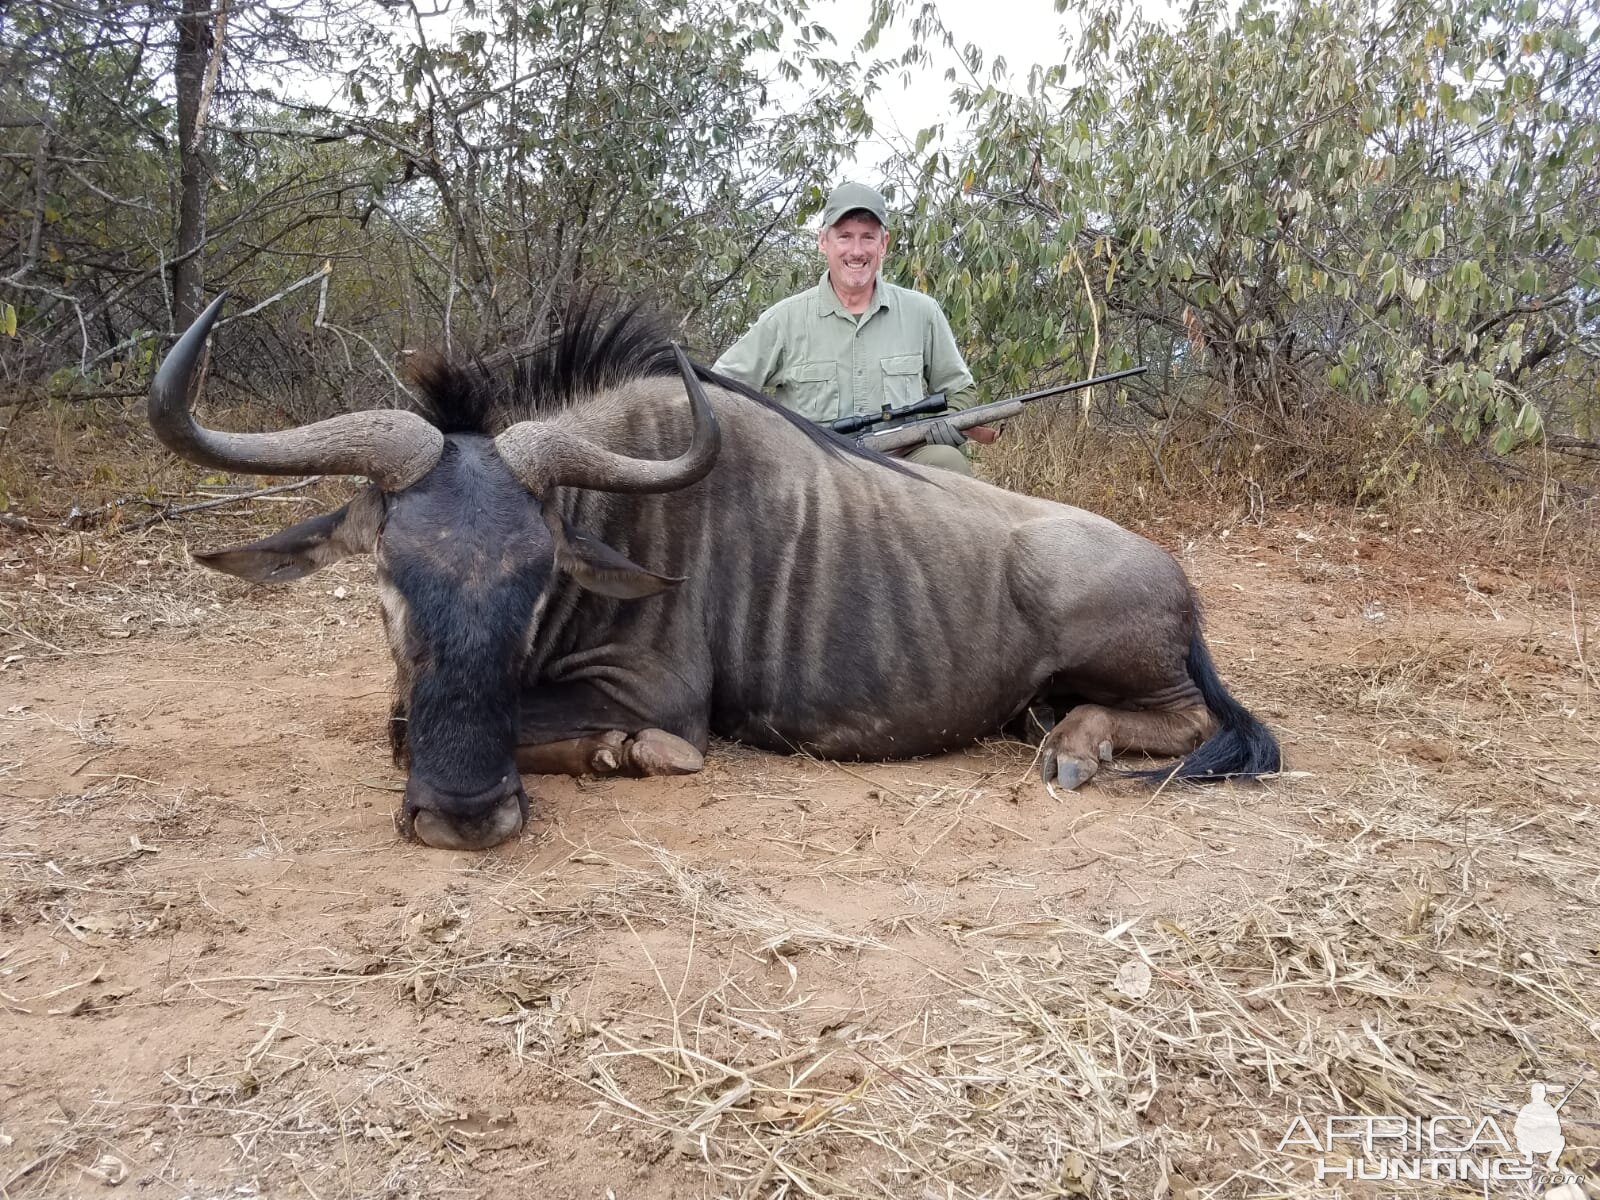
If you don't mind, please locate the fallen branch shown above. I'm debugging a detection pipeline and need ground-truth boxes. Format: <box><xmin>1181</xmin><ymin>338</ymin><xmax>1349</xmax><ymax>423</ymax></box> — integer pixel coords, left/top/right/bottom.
<box><xmin>62</xmin><ymin>495</ymin><xmax>159</xmax><ymax>529</ymax></box>
<box><xmin>39</xmin><ymin>388</ymin><xmax>149</xmax><ymax>403</ymax></box>
<box><xmin>1547</xmin><ymin>434</ymin><xmax>1600</xmax><ymax>459</ymax></box>
<box><xmin>128</xmin><ymin>476</ymin><xmax>324</xmax><ymax>531</ymax></box>
<box><xmin>1481</xmin><ymin>454</ymin><xmax>1596</xmax><ymax>500</ymax></box>
<box><xmin>1</xmin><ymin>512</ymin><xmax>48</xmax><ymax>533</ymax></box>
<box><xmin>39</xmin><ymin>476</ymin><xmax>325</xmax><ymax>534</ymax></box>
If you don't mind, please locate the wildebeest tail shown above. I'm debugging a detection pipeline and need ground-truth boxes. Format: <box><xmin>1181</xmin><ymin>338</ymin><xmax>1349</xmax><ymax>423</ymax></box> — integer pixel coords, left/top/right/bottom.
<box><xmin>1133</xmin><ymin>628</ymin><xmax>1281</xmax><ymax>782</ymax></box>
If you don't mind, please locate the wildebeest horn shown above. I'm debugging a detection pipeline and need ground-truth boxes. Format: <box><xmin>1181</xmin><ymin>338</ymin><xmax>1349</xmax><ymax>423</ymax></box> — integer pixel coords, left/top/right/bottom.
<box><xmin>493</xmin><ymin>343</ymin><xmax>720</xmax><ymax>496</ymax></box>
<box><xmin>149</xmin><ymin>293</ymin><xmax>444</xmax><ymax>491</ymax></box>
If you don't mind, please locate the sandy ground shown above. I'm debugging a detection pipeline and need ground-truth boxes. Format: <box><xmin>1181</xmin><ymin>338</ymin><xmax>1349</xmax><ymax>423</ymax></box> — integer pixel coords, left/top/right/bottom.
<box><xmin>2</xmin><ymin>493</ymin><xmax>1598</xmax><ymax>1199</ymax></box>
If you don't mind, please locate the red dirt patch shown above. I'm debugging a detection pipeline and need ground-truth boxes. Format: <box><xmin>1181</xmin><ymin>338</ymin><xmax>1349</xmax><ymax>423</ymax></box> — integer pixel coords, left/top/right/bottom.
<box><xmin>2</xmin><ymin>486</ymin><xmax>1598</xmax><ymax>1197</ymax></box>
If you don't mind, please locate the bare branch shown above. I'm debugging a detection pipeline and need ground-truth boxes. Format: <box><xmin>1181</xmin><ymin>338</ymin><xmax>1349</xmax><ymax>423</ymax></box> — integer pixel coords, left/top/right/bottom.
<box><xmin>2</xmin><ymin>128</ymin><xmax>50</xmax><ymax>287</ymax></box>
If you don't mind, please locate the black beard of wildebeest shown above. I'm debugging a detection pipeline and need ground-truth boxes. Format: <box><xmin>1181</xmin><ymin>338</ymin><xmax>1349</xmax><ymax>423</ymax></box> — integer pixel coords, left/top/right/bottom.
<box><xmin>147</xmin><ymin>292</ymin><xmax>1281</xmax><ymax>850</ymax></box>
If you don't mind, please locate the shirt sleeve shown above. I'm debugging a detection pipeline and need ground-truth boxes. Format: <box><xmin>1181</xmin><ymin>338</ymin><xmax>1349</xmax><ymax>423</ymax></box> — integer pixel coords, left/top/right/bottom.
<box><xmin>923</xmin><ymin>302</ymin><xmax>978</xmax><ymax>411</ymax></box>
<box><xmin>713</xmin><ymin>312</ymin><xmax>781</xmax><ymax>391</ymax></box>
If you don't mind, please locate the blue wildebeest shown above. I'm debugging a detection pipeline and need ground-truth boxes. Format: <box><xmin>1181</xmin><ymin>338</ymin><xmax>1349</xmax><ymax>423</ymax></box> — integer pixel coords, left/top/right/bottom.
<box><xmin>149</xmin><ymin>296</ymin><xmax>1280</xmax><ymax>849</ymax></box>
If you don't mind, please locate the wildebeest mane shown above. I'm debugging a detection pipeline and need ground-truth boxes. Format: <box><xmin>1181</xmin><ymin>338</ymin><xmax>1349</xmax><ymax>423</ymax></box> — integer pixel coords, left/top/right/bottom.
<box><xmin>403</xmin><ymin>294</ymin><xmax>910</xmax><ymax>471</ymax></box>
<box><xmin>404</xmin><ymin>295</ymin><xmax>676</xmax><ymax>435</ymax></box>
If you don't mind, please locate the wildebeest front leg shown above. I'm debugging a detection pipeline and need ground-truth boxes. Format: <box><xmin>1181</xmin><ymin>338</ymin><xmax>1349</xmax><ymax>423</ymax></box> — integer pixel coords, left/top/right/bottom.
<box><xmin>515</xmin><ymin>730</ymin><xmax>703</xmax><ymax>776</ymax></box>
<box><xmin>516</xmin><ymin>730</ymin><xmax>629</xmax><ymax>775</ymax></box>
<box><xmin>513</xmin><ymin>681</ymin><xmax>705</xmax><ymax>778</ymax></box>
<box><xmin>1040</xmin><ymin>705</ymin><xmax>1215</xmax><ymax>789</ymax></box>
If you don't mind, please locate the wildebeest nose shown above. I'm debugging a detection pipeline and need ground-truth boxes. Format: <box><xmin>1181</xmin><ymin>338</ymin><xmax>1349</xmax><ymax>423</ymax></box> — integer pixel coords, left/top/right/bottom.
<box><xmin>401</xmin><ymin>773</ymin><xmax>530</xmax><ymax>850</ymax></box>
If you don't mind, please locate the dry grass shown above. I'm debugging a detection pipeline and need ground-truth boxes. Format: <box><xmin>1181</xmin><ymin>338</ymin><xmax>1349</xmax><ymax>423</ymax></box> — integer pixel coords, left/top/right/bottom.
<box><xmin>4</xmin><ymin>394</ymin><xmax>1600</xmax><ymax>1199</ymax></box>
<box><xmin>0</xmin><ymin>494</ymin><xmax>370</xmax><ymax>658</ymax></box>
<box><xmin>4</xmin><ymin>1024</ymin><xmax>544</xmax><ymax>1197</ymax></box>
<box><xmin>4</xmin><ymin>576</ymin><xmax>1598</xmax><ymax>1197</ymax></box>
<box><xmin>475</xmin><ymin>791</ymin><xmax>1600</xmax><ymax>1200</ymax></box>
<box><xmin>976</xmin><ymin>394</ymin><xmax>1598</xmax><ymax>580</ymax></box>
<box><xmin>1</xmin><ymin>398</ymin><xmax>370</xmax><ymax>664</ymax></box>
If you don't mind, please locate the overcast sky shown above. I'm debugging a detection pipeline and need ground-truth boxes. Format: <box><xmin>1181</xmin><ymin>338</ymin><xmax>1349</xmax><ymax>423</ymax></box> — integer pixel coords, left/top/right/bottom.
<box><xmin>850</xmin><ymin>0</ymin><xmax>1076</xmax><ymax>169</ymax></box>
<box><xmin>779</xmin><ymin>0</ymin><xmax>1063</xmax><ymax>176</ymax></box>
<box><xmin>787</xmin><ymin>0</ymin><xmax>1183</xmax><ymax>179</ymax></box>
<box><xmin>307</xmin><ymin>0</ymin><xmax>1184</xmax><ymax>184</ymax></box>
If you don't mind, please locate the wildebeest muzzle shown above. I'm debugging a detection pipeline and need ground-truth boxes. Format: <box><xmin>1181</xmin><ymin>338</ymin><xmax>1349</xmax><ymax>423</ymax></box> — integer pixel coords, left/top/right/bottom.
<box><xmin>400</xmin><ymin>772</ymin><xmax>530</xmax><ymax>851</ymax></box>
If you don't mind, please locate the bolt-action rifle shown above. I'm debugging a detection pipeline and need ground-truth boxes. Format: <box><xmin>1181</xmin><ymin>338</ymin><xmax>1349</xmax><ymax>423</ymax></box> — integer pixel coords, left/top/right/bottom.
<box><xmin>828</xmin><ymin>365</ymin><xmax>1148</xmax><ymax>453</ymax></box>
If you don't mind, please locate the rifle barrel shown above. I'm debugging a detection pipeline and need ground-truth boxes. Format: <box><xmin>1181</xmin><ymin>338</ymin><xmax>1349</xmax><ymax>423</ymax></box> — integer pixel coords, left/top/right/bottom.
<box><xmin>1007</xmin><ymin>365</ymin><xmax>1147</xmax><ymax>406</ymax></box>
<box><xmin>855</xmin><ymin>364</ymin><xmax>1148</xmax><ymax>454</ymax></box>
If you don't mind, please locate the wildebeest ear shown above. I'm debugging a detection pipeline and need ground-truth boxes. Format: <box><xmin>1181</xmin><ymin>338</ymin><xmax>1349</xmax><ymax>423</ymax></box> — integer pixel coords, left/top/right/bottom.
<box><xmin>551</xmin><ymin>519</ymin><xmax>684</xmax><ymax>600</ymax></box>
<box><xmin>193</xmin><ymin>488</ymin><xmax>384</xmax><ymax>583</ymax></box>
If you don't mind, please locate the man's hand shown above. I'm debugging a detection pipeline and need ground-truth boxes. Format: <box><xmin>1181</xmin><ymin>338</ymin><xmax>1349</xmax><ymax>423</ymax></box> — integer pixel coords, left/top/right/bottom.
<box><xmin>923</xmin><ymin>419</ymin><xmax>966</xmax><ymax>448</ymax></box>
<box><xmin>963</xmin><ymin>424</ymin><xmax>1001</xmax><ymax>445</ymax></box>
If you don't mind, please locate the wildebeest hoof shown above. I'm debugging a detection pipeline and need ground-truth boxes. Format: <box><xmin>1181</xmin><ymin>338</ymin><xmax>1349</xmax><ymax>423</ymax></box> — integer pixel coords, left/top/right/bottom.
<box><xmin>1097</xmin><ymin>740</ymin><xmax>1114</xmax><ymax>763</ymax></box>
<box><xmin>1041</xmin><ymin>745</ymin><xmax>1098</xmax><ymax>790</ymax></box>
<box><xmin>589</xmin><ymin>730</ymin><xmax>629</xmax><ymax>775</ymax></box>
<box><xmin>625</xmin><ymin>728</ymin><xmax>703</xmax><ymax>776</ymax></box>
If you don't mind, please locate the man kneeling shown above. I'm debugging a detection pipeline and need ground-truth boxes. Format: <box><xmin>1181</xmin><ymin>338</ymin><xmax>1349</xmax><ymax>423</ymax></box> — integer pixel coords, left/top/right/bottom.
<box><xmin>714</xmin><ymin>181</ymin><xmax>993</xmax><ymax>475</ymax></box>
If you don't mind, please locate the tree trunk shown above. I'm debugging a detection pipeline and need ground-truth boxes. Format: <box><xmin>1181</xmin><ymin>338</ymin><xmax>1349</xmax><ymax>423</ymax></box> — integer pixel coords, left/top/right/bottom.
<box><xmin>172</xmin><ymin>0</ymin><xmax>212</xmax><ymax>329</ymax></box>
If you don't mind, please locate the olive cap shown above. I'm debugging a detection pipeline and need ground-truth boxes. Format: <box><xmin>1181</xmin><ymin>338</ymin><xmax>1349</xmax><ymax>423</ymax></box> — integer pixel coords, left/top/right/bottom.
<box><xmin>820</xmin><ymin>181</ymin><xmax>889</xmax><ymax>229</ymax></box>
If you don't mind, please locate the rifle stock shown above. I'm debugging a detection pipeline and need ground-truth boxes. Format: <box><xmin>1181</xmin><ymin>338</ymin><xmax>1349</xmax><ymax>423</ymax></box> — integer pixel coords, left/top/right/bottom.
<box><xmin>855</xmin><ymin>365</ymin><xmax>1147</xmax><ymax>453</ymax></box>
<box><xmin>860</xmin><ymin>399</ymin><xmax>1023</xmax><ymax>452</ymax></box>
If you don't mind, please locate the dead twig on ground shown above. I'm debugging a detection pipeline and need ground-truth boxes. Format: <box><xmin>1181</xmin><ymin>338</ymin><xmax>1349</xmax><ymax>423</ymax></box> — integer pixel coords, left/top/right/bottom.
<box><xmin>125</xmin><ymin>476</ymin><xmax>324</xmax><ymax>532</ymax></box>
<box><xmin>57</xmin><ymin>476</ymin><xmax>325</xmax><ymax>533</ymax></box>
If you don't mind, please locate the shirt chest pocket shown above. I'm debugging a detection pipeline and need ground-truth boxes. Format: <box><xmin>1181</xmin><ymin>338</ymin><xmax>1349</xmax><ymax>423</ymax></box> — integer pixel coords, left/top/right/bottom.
<box><xmin>783</xmin><ymin>361</ymin><xmax>843</xmax><ymax>422</ymax></box>
<box><xmin>880</xmin><ymin>353</ymin><xmax>924</xmax><ymax>409</ymax></box>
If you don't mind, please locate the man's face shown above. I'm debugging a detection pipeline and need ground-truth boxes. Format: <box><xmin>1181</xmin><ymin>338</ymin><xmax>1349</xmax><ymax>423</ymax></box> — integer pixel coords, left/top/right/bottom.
<box><xmin>818</xmin><ymin>213</ymin><xmax>889</xmax><ymax>294</ymax></box>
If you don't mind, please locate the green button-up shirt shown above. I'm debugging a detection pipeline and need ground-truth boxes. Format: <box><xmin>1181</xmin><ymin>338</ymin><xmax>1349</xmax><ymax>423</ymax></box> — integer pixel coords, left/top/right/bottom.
<box><xmin>714</xmin><ymin>273</ymin><xmax>977</xmax><ymax>423</ymax></box>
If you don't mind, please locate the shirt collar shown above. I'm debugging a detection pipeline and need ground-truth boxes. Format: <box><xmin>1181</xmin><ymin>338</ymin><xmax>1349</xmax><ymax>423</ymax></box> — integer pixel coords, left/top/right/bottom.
<box><xmin>816</xmin><ymin>271</ymin><xmax>892</xmax><ymax>320</ymax></box>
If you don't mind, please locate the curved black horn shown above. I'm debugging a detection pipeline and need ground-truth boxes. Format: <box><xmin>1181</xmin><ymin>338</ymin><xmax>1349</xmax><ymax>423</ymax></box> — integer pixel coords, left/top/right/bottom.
<box><xmin>494</xmin><ymin>342</ymin><xmax>721</xmax><ymax>496</ymax></box>
<box><xmin>149</xmin><ymin>292</ymin><xmax>443</xmax><ymax>491</ymax></box>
